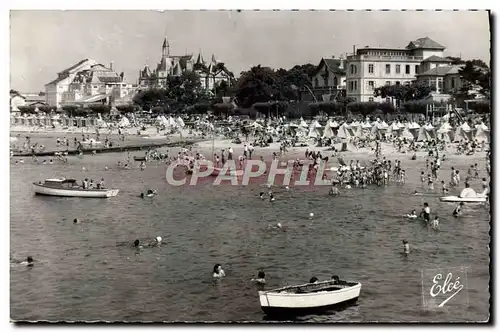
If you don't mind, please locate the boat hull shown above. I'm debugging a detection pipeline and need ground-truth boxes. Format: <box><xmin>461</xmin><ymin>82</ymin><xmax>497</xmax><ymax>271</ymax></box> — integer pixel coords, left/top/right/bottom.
<box><xmin>261</xmin><ymin>297</ymin><xmax>359</xmax><ymax>318</ymax></box>
<box><xmin>259</xmin><ymin>282</ymin><xmax>361</xmax><ymax>317</ymax></box>
<box><xmin>33</xmin><ymin>183</ymin><xmax>119</xmax><ymax>198</ymax></box>
<box><xmin>439</xmin><ymin>196</ymin><xmax>486</xmax><ymax>203</ymax></box>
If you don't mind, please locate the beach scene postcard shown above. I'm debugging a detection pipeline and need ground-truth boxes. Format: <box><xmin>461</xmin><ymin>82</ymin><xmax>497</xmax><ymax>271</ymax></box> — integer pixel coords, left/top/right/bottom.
<box><xmin>9</xmin><ymin>8</ymin><xmax>491</xmax><ymax>324</ymax></box>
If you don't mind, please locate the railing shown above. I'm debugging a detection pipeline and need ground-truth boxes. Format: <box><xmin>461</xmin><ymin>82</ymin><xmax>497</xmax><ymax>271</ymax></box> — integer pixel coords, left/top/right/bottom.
<box><xmin>347</xmin><ymin>55</ymin><xmax>423</xmax><ymax>61</ymax></box>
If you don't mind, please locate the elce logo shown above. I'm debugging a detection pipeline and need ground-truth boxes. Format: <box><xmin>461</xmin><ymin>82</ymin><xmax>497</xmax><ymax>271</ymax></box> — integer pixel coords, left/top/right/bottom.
<box><xmin>421</xmin><ymin>266</ymin><xmax>469</xmax><ymax>309</ymax></box>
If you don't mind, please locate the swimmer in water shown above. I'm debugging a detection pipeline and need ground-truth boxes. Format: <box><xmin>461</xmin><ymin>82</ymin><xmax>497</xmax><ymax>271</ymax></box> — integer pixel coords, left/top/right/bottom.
<box><xmin>213</xmin><ymin>264</ymin><xmax>226</xmax><ymax>278</ymax></box>
<box><xmin>151</xmin><ymin>236</ymin><xmax>162</xmax><ymax>246</ymax></box>
<box><xmin>269</xmin><ymin>193</ymin><xmax>275</xmax><ymax>202</ymax></box>
<box><xmin>453</xmin><ymin>202</ymin><xmax>464</xmax><ymax>217</ymax></box>
<box><xmin>251</xmin><ymin>271</ymin><xmax>266</xmax><ymax>284</ymax></box>
<box><xmin>140</xmin><ymin>193</ymin><xmax>145</xmax><ymax>199</ymax></box>
<box><xmin>309</xmin><ymin>277</ymin><xmax>319</xmax><ymax>284</ymax></box>
<box><xmin>73</xmin><ymin>218</ymin><xmax>79</xmax><ymax>224</ymax></box>
<box><xmin>268</xmin><ymin>222</ymin><xmax>282</xmax><ymax>229</ymax></box>
<box><xmin>134</xmin><ymin>239</ymin><xmax>143</xmax><ymax>249</ymax></box>
<box><xmin>420</xmin><ymin>202</ymin><xmax>431</xmax><ymax>222</ymax></box>
<box><xmin>407</xmin><ymin>210</ymin><xmax>417</xmax><ymax>219</ymax></box>
<box><xmin>20</xmin><ymin>256</ymin><xmax>34</xmax><ymax>267</ymax></box>
<box><xmin>259</xmin><ymin>192</ymin><xmax>265</xmax><ymax>199</ymax></box>
<box><xmin>402</xmin><ymin>240</ymin><xmax>410</xmax><ymax>254</ymax></box>
<box><xmin>413</xmin><ymin>190</ymin><xmax>422</xmax><ymax>196</ymax></box>
<box><xmin>431</xmin><ymin>215</ymin><xmax>440</xmax><ymax>230</ymax></box>
<box><xmin>441</xmin><ymin>181</ymin><xmax>448</xmax><ymax>194</ymax></box>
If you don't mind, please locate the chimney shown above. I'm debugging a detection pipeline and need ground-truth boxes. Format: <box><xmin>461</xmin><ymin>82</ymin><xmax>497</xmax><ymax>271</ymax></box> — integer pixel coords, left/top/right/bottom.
<box><xmin>110</xmin><ymin>61</ymin><xmax>114</xmax><ymax>71</ymax></box>
<box><xmin>339</xmin><ymin>54</ymin><xmax>344</xmax><ymax>70</ymax></box>
<box><xmin>332</xmin><ymin>55</ymin><xmax>335</xmax><ymax>59</ymax></box>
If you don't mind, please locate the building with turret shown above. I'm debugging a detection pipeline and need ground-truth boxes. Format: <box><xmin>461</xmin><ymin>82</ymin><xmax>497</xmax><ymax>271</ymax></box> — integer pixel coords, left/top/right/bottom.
<box><xmin>138</xmin><ymin>37</ymin><xmax>234</xmax><ymax>91</ymax></box>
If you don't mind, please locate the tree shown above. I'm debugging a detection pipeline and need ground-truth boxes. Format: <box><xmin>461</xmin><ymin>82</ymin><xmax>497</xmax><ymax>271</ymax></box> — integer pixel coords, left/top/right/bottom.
<box><xmin>17</xmin><ymin>105</ymin><xmax>36</xmax><ymax>114</ymax></box>
<box><xmin>235</xmin><ymin>65</ymin><xmax>279</xmax><ymax>108</ymax></box>
<box><xmin>88</xmin><ymin>104</ymin><xmax>111</xmax><ymax>114</ymax></box>
<box><xmin>347</xmin><ymin>102</ymin><xmax>378</xmax><ymax>116</ymax></box>
<box><xmin>457</xmin><ymin>60</ymin><xmax>491</xmax><ymax>101</ymax></box>
<box><xmin>374</xmin><ymin>81</ymin><xmax>433</xmax><ymax>106</ymax></box>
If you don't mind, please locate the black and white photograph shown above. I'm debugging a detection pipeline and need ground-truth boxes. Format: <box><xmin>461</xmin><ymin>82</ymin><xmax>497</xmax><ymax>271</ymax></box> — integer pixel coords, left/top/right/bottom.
<box><xmin>8</xmin><ymin>7</ymin><xmax>492</xmax><ymax>324</ymax></box>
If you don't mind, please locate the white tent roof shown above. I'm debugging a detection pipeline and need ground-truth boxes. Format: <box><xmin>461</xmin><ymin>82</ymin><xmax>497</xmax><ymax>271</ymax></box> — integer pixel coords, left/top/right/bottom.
<box><xmin>361</xmin><ymin>121</ymin><xmax>372</xmax><ymax>129</ymax></box>
<box><xmin>176</xmin><ymin>116</ymin><xmax>185</xmax><ymax>128</ymax></box>
<box><xmin>424</xmin><ymin>123</ymin><xmax>435</xmax><ymax>131</ymax></box>
<box><xmin>409</xmin><ymin>122</ymin><xmax>421</xmax><ymax>129</ymax></box>
<box><xmin>330</xmin><ymin>120</ymin><xmax>339</xmax><ymax>127</ymax></box>
<box><xmin>310</xmin><ymin>120</ymin><xmax>322</xmax><ymax>128</ymax></box>
<box><xmin>299</xmin><ymin>118</ymin><xmax>308</xmax><ymax>128</ymax></box>
<box><xmin>437</xmin><ymin>122</ymin><xmax>452</xmax><ymax>133</ymax></box>
<box><xmin>460</xmin><ymin>122</ymin><xmax>472</xmax><ymax>132</ymax></box>
<box><xmin>475</xmin><ymin>122</ymin><xmax>489</xmax><ymax>131</ymax></box>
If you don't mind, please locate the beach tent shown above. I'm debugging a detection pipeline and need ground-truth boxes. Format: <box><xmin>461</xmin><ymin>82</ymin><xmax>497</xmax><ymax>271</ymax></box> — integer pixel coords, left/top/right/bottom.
<box><xmin>400</xmin><ymin>126</ymin><xmax>415</xmax><ymax>141</ymax></box>
<box><xmin>453</xmin><ymin>122</ymin><xmax>473</xmax><ymax>142</ymax></box>
<box><xmin>330</xmin><ymin>120</ymin><xmax>339</xmax><ymax>128</ymax></box>
<box><xmin>176</xmin><ymin>116</ymin><xmax>185</xmax><ymax>128</ymax></box>
<box><xmin>416</xmin><ymin>127</ymin><xmax>432</xmax><ymax>142</ymax></box>
<box><xmin>167</xmin><ymin>116</ymin><xmax>176</xmax><ymax>127</ymax></box>
<box><xmin>307</xmin><ymin>121</ymin><xmax>322</xmax><ymax>138</ymax></box>
<box><xmin>474</xmin><ymin>122</ymin><xmax>490</xmax><ymax>143</ymax></box>
<box><xmin>437</xmin><ymin>122</ymin><xmax>453</xmax><ymax>143</ymax></box>
<box><xmin>386</xmin><ymin>122</ymin><xmax>402</xmax><ymax>137</ymax></box>
<box><xmin>337</xmin><ymin>123</ymin><xmax>355</xmax><ymax>139</ymax></box>
<box><xmin>423</xmin><ymin>123</ymin><xmax>436</xmax><ymax>139</ymax></box>
<box><xmin>118</xmin><ymin>116</ymin><xmax>130</xmax><ymax>127</ymax></box>
<box><xmin>322</xmin><ymin>119</ymin><xmax>335</xmax><ymax>139</ymax></box>
<box><xmin>299</xmin><ymin>118</ymin><xmax>308</xmax><ymax>128</ymax></box>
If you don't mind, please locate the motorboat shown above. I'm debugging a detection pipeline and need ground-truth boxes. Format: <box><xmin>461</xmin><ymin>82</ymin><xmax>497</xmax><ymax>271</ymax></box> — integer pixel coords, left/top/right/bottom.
<box><xmin>33</xmin><ymin>178</ymin><xmax>119</xmax><ymax>198</ymax></box>
<box><xmin>259</xmin><ymin>279</ymin><xmax>361</xmax><ymax>317</ymax></box>
<box><xmin>439</xmin><ymin>195</ymin><xmax>486</xmax><ymax>203</ymax></box>
<box><xmin>440</xmin><ymin>187</ymin><xmax>487</xmax><ymax>203</ymax></box>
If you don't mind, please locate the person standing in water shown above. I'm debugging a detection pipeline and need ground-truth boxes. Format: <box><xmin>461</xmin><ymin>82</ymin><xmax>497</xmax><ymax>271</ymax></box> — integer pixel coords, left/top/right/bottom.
<box><xmin>213</xmin><ymin>264</ymin><xmax>226</xmax><ymax>278</ymax></box>
<box><xmin>251</xmin><ymin>271</ymin><xmax>266</xmax><ymax>284</ymax></box>
<box><xmin>402</xmin><ymin>240</ymin><xmax>410</xmax><ymax>254</ymax></box>
<box><xmin>420</xmin><ymin>203</ymin><xmax>431</xmax><ymax>222</ymax></box>
<box><xmin>453</xmin><ymin>202</ymin><xmax>464</xmax><ymax>217</ymax></box>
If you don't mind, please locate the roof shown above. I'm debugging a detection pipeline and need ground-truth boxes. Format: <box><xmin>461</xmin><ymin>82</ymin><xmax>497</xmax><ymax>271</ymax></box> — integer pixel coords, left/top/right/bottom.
<box><xmin>46</xmin><ymin>59</ymin><xmax>98</xmax><ymax>86</ymax></box>
<box><xmin>422</xmin><ymin>55</ymin><xmax>451</xmax><ymax>63</ymax></box>
<box><xmin>74</xmin><ymin>94</ymin><xmax>110</xmax><ymax>103</ymax></box>
<box><xmin>406</xmin><ymin>37</ymin><xmax>445</xmax><ymax>50</ymax></box>
<box><xmin>417</xmin><ymin>65</ymin><xmax>463</xmax><ymax>77</ymax></box>
<box><xmin>312</xmin><ymin>58</ymin><xmax>345</xmax><ymax>76</ymax></box>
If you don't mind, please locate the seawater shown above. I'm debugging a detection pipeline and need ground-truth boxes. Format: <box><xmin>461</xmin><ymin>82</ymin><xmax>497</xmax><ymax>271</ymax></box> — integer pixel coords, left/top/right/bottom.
<box><xmin>10</xmin><ymin>151</ymin><xmax>490</xmax><ymax>322</ymax></box>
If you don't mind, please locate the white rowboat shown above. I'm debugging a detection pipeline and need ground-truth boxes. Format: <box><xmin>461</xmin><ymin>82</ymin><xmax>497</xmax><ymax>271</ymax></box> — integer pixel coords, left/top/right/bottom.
<box><xmin>33</xmin><ymin>178</ymin><xmax>119</xmax><ymax>198</ymax></box>
<box><xmin>259</xmin><ymin>279</ymin><xmax>361</xmax><ymax>317</ymax></box>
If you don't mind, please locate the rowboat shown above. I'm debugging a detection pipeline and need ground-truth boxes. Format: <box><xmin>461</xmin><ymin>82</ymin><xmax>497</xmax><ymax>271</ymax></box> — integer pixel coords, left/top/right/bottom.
<box><xmin>439</xmin><ymin>195</ymin><xmax>486</xmax><ymax>203</ymax></box>
<box><xmin>259</xmin><ymin>279</ymin><xmax>361</xmax><ymax>317</ymax></box>
<box><xmin>33</xmin><ymin>178</ymin><xmax>119</xmax><ymax>198</ymax></box>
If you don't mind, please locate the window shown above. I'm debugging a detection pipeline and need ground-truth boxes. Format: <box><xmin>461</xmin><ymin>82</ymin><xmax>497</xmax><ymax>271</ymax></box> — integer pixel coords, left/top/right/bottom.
<box><xmin>333</xmin><ymin>76</ymin><xmax>338</xmax><ymax>86</ymax></box>
<box><xmin>349</xmin><ymin>81</ymin><xmax>354</xmax><ymax>92</ymax></box>
<box><xmin>368</xmin><ymin>81</ymin><xmax>375</xmax><ymax>89</ymax></box>
<box><xmin>405</xmin><ymin>65</ymin><xmax>410</xmax><ymax>74</ymax></box>
<box><xmin>451</xmin><ymin>78</ymin><xmax>455</xmax><ymax>89</ymax></box>
<box><xmin>396</xmin><ymin>81</ymin><xmax>401</xmax><ymax>86</ymax></box>
<box><xmin>385</xmin><ymin>81</ymin><xmax>391</xmax><ymax>86</ymax></box>
<box><xmin>396</xmin><ymin>65</ymin><xmax>401</xmax><ymax>74</ymax></box>
<box><xmin>93</xmin><ymin>85</ymin><xmax>98</xmax><ymax>88</ymax></box>
<box><xmin>350</xmin><ymin>64</ymin><xmax>356</xmax><ymax>75</ymax></box>
<box><xmin>314</xmin><ymin>78</ymin><xmax>319</xmax><ymax>87</ymax></box>
<box><xmin>368</xmin><ymin>64</ymin><xmax>374</xmax><ymax>74</ymax></box>
<box><xmin>415</xmin><ymin>65</ymin><xmax>420</xmax><ymax>74</ymax></box>
<box><xmin>385</xmin><ymin>64</ymin><xmax>391</xmax><ymax>74</ymax></box>
<box><xmin>354</xmin><ymin>81</ymin><xmax>357</xmax><ymax>91</ymax></box>
<box><xmin>368</xmin><ymin>97</ymin><xmax>374</xmax><ymax>102</ymax></box>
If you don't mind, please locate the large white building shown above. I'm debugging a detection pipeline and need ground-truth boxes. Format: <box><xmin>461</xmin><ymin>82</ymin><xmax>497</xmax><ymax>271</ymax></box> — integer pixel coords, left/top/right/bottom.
<box><xmin>45</xmin><ymin>59</ymin><xmax>137</xmax><ymax>107</ymax></box>
<box><xmin>345</xmin><ymin>37</ymin><xmax>451</xmax><ymax>102</ymax></box>
<box><xmin>138</xmin><ymin>37</ymin><xmax>234</xmax><ymax>91</ymax></box>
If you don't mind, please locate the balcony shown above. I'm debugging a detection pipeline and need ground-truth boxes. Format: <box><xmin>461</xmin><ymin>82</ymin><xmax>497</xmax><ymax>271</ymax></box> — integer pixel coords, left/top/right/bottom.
<box><xmin>347</xmin><ymin>55</ymin><xmax>423</xmax><ymax>61</ymax></box>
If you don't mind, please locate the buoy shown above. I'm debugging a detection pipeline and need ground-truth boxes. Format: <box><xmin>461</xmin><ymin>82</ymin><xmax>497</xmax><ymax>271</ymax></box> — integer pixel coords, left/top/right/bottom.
<box><xmin>82</xmin><ymin>167</ymin><xmax>86</xmax><ymax>171</ymax></box>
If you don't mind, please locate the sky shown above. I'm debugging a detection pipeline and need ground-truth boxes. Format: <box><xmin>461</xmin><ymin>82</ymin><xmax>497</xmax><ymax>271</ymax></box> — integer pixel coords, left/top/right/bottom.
<box><xmin>10</xmin><ymin>10</ymin><xmax>491</xmax><ymax>92</ymax></box>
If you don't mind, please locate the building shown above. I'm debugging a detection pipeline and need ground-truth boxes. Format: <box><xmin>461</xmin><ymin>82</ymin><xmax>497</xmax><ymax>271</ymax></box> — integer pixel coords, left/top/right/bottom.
<box><xmin>416</xmin><ymin>64</ymin><xmax>463</xmax><ymax>95</ymax></box>
<box><xmin>10</xmin><ymin>90</ymin><xmax>26</xmax><ymax>112</ymax></box>
<box><xmin>45</xmin><ymin>59</ymin><xmax>137</xmax><ymax>107</ymax></box>
<box><xmin>308</xmin><ymin>56</ymin><xmax>347</xmax><ymax>101</ymax></box>
<box><xmin>345</xmin><ymin>37</ymin><xmax>450</xmax><ymax>102</ymax></box>
<box><xmin>138</xmin><ymin>37</ymin><xmax>234</xmax><ymax>91</ymax></box>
